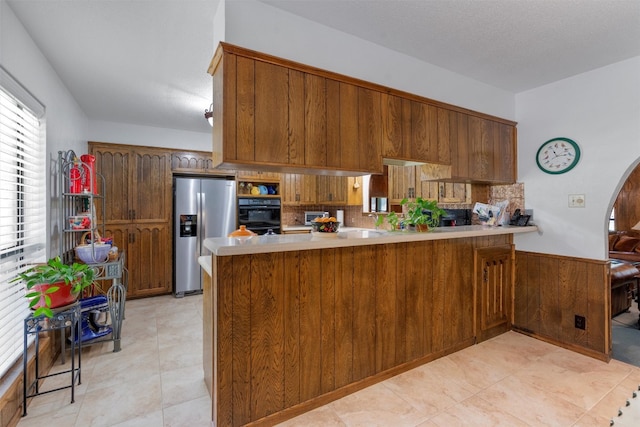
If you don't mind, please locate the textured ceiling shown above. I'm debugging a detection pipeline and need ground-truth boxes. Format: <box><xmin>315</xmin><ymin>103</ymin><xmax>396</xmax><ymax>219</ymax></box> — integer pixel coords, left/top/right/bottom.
<box><xmin>6</xmin><ymin>0</ymin><xmax>640</xmax><ymax>134</ymax></box>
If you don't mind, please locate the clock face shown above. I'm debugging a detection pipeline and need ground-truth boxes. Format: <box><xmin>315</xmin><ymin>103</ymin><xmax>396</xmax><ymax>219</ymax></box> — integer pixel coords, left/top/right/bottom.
<box><xmin>536</xmin><ymin>137</ymin><xmax>580</xmax><ymax>174</ymax></box>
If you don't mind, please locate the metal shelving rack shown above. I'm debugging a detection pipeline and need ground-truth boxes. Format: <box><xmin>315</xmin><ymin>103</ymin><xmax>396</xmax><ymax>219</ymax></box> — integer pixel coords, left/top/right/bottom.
<box><xmin>22</xmin><ymin>304</ymin><xmax>81</xmax><ymax>416</ymax></box>
<box><xmin>57</xmin><ymin>150</ymin><xmax>127</xmax><ymax>353</ymax></box>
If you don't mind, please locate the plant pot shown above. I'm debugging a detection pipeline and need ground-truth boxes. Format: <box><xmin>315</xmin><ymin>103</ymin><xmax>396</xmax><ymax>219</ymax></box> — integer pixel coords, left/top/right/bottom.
<box><xmin>32</xmin><ymin>282</ymin><xmax>78</xmax><ymax>310</ymax></box>
<box><xmin>415</xmin><ymin>224</ymin><xmax>430</xmax><ymax>232</ymax></box>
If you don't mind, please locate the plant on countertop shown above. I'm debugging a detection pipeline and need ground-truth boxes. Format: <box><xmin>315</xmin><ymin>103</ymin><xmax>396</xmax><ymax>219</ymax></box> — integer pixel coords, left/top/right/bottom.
<box><xmin>374</xmin><ymin>211</ymin><xmax>403</xmax><ymax>231</ymax></box>
<box><xmin>401</xmin><ymin>197</ymin><xmax>446</xmax><ymax>231</ymax></box>
<box><xmin>11</xmin><ymin>256</ymin><xmax>95</xmax><ymax>318</ymax></box>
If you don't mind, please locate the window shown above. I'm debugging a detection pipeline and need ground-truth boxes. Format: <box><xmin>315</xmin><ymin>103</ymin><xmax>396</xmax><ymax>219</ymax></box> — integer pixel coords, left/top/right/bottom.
<box><xmin>0</xmin><ymin>66</ymin><xmax>46</xmax><ymax>376</ymax></box>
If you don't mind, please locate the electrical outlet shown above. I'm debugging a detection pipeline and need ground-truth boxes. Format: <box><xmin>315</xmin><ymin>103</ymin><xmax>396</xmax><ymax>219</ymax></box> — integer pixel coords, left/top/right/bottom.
<box><xmin>575</xmin><ymin>315</ymin><xmax>586</xmax><ymax>330</ymax></box>
<box><xmin>569</xmin><ymin>194</ymin><xmax>585</xmax><ymax>208</ymax></box>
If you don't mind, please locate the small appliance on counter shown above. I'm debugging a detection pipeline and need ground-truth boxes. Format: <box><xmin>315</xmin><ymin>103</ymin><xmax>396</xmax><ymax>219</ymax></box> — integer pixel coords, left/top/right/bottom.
<box><xmin>304</xmin><ymin>211</ymin><xmax>329</xmax><ymax>225</ymax></box>
<box><xmin>438</xmin><ymin>209</ymin><xmax>472</xmax><ymax>227</ymax></box>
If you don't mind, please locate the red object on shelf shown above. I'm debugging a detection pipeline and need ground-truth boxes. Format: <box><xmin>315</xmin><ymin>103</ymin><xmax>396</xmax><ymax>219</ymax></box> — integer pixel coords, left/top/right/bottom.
<box><xmin>70</xmin><ymin>161</ymin><xmax>82</xmax><ymax>193</ymax></box>
<box><xmin>32</xmin><ymin>282</ymin><xmax>77</xmax><ymax>309</ymax></box>
<box><xmin>80</xmin><ymin>154</ymin><xmax>97</xmax><ymax>194</ymax></box>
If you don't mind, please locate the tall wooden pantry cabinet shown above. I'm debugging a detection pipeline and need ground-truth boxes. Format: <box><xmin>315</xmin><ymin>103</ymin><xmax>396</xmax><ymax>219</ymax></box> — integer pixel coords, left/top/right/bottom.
<box><xmin>89</xmin><ymin>142</ymin><xmax>172</xmax><ymax>298</ymax></box>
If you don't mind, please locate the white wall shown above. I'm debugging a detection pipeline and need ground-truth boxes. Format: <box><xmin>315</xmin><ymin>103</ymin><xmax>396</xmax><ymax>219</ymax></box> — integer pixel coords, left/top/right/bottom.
<box><xmin>222</xmin><ymin>0</ymin><xmax>515</xmax><ymax>121</ymax></box>
<box><xmin>1</xmin><ymin>0</ymin><xmax>88</xmax><ymax>257</ymax></box>
<box><xmin>514</xmin><ymin>56</ymin><xmax>640</xmax><ymax>259</ymax></box>
<box><xmin>89</xmin><ymin>120</ymin><xmax>211</xmax><ymax>151</ymax></box>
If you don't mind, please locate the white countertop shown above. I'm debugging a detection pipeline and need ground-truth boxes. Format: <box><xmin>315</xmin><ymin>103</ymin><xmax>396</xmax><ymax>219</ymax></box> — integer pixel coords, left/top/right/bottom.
<box><xmin>203</xmin><ymin>225</ymin><xmax>538</xmax><ymax>256</ymax></box>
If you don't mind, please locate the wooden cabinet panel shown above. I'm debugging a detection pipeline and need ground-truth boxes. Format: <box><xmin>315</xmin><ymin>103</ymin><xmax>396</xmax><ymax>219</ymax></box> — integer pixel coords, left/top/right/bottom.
<box><xmin>128</xmin><ymin>223</ymin><xmax>172</xmax><ymax>298</ymax></box>
<box><xmin>452</xmin><ymin>115</ymin><xmax>516</xmax><ymax>183</ymax></box>
<box><xmin>255</xmin><ymin>61</ymin><xmax>289</xmax><ymax>164</ymax></box>
<box><xmin>90</xmin><ymin>142</ymin><xmax>173</xmax><ymax>299</ymax></box>
<box><xmin>102</xmin><ymin>223</ymin><xmax>171</xmax><ymax>298</ymax></box>
<box><xmin>339</xmin><ymin>82</ymin><xmax>360</xmax><ymax>170</ymax></box>
<box><xmin>358</xmin><ymin>87</ymin><xmax>382</xmax><ymax>172</ymax></box>
<box><xmin>131</xmin><ymin>149</ymin><xmax>171</xmax><ymax>222</ymax></box>
<box><xmin>92</xmin><ymin>147</ymin><xmax>131</xmax><ymax>223</ymax></box>
<box><xmin>235</xmin><ymin>55</ymin><xmax>255</xmax><ymax>162</ymax></box>
<box><xmin>316</xmin><ymin>176</ymin><xmax>347</xmax><ymax>205</ymax></box>
<box><xmin>281</xmin><ymin>174</ymin><xmax>316</xmax><ymax>205</ymax></box>
<box><xmin>388</xmin><ymin>165</ymin><xmax>417</xmax><ymax>204</ymax></box>
<box><xmin>475</xmin><ymin>245</ymin><xmax>513</xmax><ymax>343</ymax></box>
<box><xmin>171</xmin><ymin>150</ymin><xmax>215</xmax><ymax>173</ymax></box>
<box><xmin>304</xmin><ymin>74</ymin><xmax>327</xmax><ymax>167</ymax></box>
<box><xmin>282</xmin><ymin>174</ymin><xmax>350</xmax><ymax>206</ymax></box>
<box><xmin>381</xmin><ymin>93</ymin><xmax>405</xmax><ymax>159</ymax></box>
<box><xmin>436</xmin><ymin>108</ymin><xmax>451</xmax><ymax>164</ymax></box>
<box><xmin>236</xmin><ymin>170</ymin><xmax>281</xmax><ymax>181</ymax></box>
<box><xmin>288</xmin><ymin>69</ymin><xmax>305</xmax><ymax>166</ymax></box>
<box><xmin>210</xmin><ymin>43</ymin><xmax>515</xmax><ymax>180</ymax></box>
<box><xmin>209</xmin><ymin>235</ymin><xmax>510</xmax><ymax>426</ymax></box>
<box><xmin>388</xmin><ymin>165</ymin><xmax>469</xmax><ymax>205</ymax></box>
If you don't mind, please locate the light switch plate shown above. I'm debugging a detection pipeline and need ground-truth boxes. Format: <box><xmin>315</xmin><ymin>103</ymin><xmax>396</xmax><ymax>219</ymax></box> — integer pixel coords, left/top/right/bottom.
<box><xmin>569</xmin><ymin>194</ymin><xmax>585</xmax><ymax>208</ymax></box>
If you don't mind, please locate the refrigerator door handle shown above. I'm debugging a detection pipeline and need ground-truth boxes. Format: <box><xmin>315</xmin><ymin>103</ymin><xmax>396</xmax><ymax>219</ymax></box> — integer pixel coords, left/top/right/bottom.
<box><xmin>196</xmin><ymin>191</ymin><xmax>202</xmax><ymax>257</ymax></box>
<box><xmin>200</xmin><ymin>192</ymin><xmax>205</xmax><ymax>251</ymax></box>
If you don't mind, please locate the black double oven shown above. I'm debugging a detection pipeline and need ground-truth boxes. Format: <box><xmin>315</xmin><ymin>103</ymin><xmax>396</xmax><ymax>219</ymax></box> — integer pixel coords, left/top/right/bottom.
<box><xmin>237</xmin><ymin>197</ymin><xmax>282</xmax><ymax>235</ymax></box>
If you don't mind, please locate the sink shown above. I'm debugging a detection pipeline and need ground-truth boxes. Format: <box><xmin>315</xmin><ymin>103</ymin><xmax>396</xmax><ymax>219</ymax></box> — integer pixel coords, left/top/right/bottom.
<box><xmin>339</xmin><ymin>229</ymin><xmax>388</xmax><ymax>238</ymax></box>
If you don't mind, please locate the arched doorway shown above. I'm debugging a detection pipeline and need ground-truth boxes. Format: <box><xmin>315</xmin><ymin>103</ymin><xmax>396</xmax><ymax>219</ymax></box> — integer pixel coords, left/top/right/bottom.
<box><xmin>608</xmin><ymin>158</ymin><xmax>640</xmax><ymax>366</ymax></box>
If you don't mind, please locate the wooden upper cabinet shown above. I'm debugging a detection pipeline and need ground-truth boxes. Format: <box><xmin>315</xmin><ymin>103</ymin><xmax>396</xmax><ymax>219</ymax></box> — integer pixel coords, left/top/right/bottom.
<box><xmin>316</xmin><ymin>175</ymin><xmax>348</xmax><ymax>205</ymax></box>
<box><xmin>381</xmin><ymin>94</ymin><xmax>405</xmax><ymax>159</ymax></box>
<box><xmin>91</xmin><ymin>143</ymin><xmax>171</xmax><ymax>224</ymax></box>
<box><xmin>381</xmin><ymin>97</ymin><xmax>449</xmax><ymax>165</ymax></box>
<box><xmin>452</xmin><ymin>116</ymin><xmax>516</xmax><ymax>184</ymax></box>
<box><xmin>357</xmin><ymin>87</ymin><xmax>382</xmax><ymax>172</ymax></box>
<box><xmin>210</xmin><ymin>43</ymin><xmax>515</xmax><ymax>180</ymax></box>
<box><xmin>130</xmin><ymin>149</ymin><xmax>172</xmax><ymax>222</ymax></box>
<box><xmin>92</xmin><ymin>147</ymin><xmax>131</xmax><ymax>223</ymax></box>
<box><xmin>171</xmin><ymin>151</ymin><xmax>213</xmax><ymax>173</ymax></box>
<box><xmin>281</xmin><ymin>173</ymin><xmax>316</xmax><ymax>206</ymax></box>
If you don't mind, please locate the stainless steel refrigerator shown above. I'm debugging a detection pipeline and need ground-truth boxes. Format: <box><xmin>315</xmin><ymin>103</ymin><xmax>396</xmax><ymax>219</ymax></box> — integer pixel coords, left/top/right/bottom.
<box><xmin>173</xmin><ymin>176</ymin><xmax>236</xmax><ymax>296</ymax></box>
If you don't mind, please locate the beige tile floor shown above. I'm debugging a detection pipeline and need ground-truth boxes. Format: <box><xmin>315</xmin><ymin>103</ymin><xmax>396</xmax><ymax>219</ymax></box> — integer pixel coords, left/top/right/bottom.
<box><xmin>17</xmin><ymin>294</ymin><xmax>640</xmax><ymax>427</ymax></box>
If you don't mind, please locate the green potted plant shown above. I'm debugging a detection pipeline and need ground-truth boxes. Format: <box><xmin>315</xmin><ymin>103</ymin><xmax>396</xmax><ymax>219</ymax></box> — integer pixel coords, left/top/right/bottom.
<box><xmin>375</xmin><ymin>211</ymin><xmax>403</xmax><ymax>231</ymax></box>
<box><xmin>401</xmin><ymin>197</ymin><xmax>446</xmax><ymax>231</ymax></box>
<box><xmin>11</xmin><ymin>256</ymin><xmax>95</xmax><ymax>318</ymax></box>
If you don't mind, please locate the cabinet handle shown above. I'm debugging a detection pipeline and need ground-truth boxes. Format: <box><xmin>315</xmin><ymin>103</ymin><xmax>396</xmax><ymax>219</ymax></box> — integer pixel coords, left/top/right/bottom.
<box><xmin>132</xmin><ymin>210</ymin><xmax>136</xmax><ymax>220</ymax></box>
<box><xmin>440</xmin><ymin>184</ymin><xmax>444</xmax><ymax>198</ymax></box>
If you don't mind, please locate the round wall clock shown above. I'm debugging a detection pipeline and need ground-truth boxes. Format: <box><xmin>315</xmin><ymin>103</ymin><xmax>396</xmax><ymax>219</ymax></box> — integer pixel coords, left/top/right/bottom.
<box><xmin>536</xmin><ymin>137</ymin><xmax>581</xmax><ymax>174</ymax></box>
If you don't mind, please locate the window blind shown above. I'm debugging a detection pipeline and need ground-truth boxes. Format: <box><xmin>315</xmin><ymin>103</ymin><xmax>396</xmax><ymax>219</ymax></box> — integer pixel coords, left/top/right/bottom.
<box><xmin>0</xmin><ymin>67</ymin><xmax>46</xmax><ymax>377</ymax></box>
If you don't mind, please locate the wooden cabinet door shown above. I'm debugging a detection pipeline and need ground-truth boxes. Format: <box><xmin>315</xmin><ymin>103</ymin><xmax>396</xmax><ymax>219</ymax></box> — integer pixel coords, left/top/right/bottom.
<box><xmin>495</xmin><ymin>122</ymin><xmax>516</xmax><ymax>183</ymax></box>
<box><xmin>475</xmin><ymin>245</ymin><xmax>513</xmax><ymax>343</ymax></box>
<box><xmin>357</xmin><ymin>87</ymin><xmax>382</xmax><ymax>173</ymax></box>
<box><xmin>171</xmin><ymin>150</ymin><xmax>233</xmax><ymax>175</ymax></box>
<box><xmin>457</xmin><ymin>116</ymin><xmax>516</xmax><ymax>184</ymax></box>
<box><xmin>388</xmin><ymin>165</ymin><xmax>417</xmax><ymax>204</ymax></box>
<box><xmin>92</xmin><ymin>146</ymin><xmax>131</xmax><ymax>224</ymax></box>
<box><xmin>304</xmin><ymin>74</ymin><xmax>327</xmax><ymax>167</ymax></box>
<box><xmin>316</xmin><ymin>176</ymin><xmax>347</xmax><ymax>205</ymax></box>
<box><xmin>410</xmin><ymin>101</ymin><xmax>438</xmax><ymax>162</ymax></box>
<box><xmin>130</xmin><ymin>148</ymin><xmax>171</xmax><ymax>222</ymax></box>
<box><xmin>255</xmin><ymin>61</ymin><xmax>289</xmax><ymax>164</ymax></box>
<box><xmin>381</xmin><ymin>93</ymin><xmax>406</xmax><ymax>159</ymax></box>
<box><xmin>438</xmin><ymin>182</ymin><xmax>471</xmax><ymax>204</ymax></box>
<box><xmin>281</xmin><ymin>174</ymin><xmax>316</xmax><ymax>205</ymax></box>
<box><xmin>127</xmin><ymin>223</ymin><xmax>172</xmax><ymax>298</ymax></box>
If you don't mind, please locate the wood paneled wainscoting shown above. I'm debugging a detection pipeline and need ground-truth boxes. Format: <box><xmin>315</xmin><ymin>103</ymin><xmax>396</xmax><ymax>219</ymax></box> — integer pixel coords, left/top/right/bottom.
<box><xmin>514</xmin><ymin>251</ymin><xmax>611</xmax><ymax>361</ymax></box>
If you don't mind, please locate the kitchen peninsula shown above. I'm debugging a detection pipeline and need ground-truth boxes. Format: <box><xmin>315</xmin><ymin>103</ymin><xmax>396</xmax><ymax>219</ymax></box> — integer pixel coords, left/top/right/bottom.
<box><xmin>200</xmin><ymin>225</ymin><xmax>537</xmax><ymax>426</ymax></box>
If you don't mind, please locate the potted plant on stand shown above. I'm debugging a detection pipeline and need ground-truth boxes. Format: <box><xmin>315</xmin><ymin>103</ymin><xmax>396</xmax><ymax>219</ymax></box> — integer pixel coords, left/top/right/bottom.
<box><xmin>11</xmin><ymin>256</ymin><xmax>95</xmax><ymax>318</ymax></box>
<box><xmin>401</xmin><ymin>197</ymin><xmax>446</xmax><ymax>231</ymax></box>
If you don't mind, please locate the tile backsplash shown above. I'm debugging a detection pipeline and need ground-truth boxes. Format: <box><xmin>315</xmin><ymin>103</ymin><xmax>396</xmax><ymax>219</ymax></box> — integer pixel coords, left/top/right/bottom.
<box><xmin>281</xmin><ymin>182</ymin><xmax>525</xmax><ymax>229</ymax></box>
